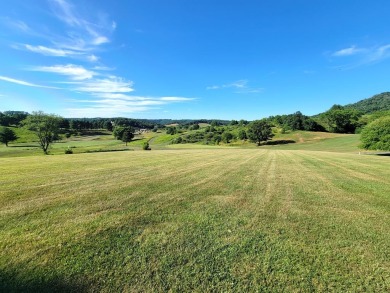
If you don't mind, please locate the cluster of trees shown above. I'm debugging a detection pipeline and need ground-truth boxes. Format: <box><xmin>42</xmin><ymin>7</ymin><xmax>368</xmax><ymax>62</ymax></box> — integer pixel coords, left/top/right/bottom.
<box><xmin>170</xmin><ymin>119</ymin><xmax>274</xmax><ymax>146</ymax></box>
<box><xmin>316</xmin><ymin>105</ymin><xmax>363</xmax><ymax>133</ymax></box>
<box><xmin>0</xmin><ymin>111</ymin><xmax>29</xmax><ymax>126</ymax></box>
<box><xmin>63</xmin><ymin>118</ymin><xmax>154</xmax><ymax>132</ymax></box>
<box><xmin>345</xmin><ymin>92</ymin><xmax>390</xmax><ymax>114</ymax></box>
<box><xmin>267</xmin><ymin>111</ymin><xmax>324</xmax><ymax>132</ymax></box>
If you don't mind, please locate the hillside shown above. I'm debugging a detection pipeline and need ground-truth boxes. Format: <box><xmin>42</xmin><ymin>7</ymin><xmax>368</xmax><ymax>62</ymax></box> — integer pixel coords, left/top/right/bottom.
<box><xmin>345</xmin><ymin>92</ymin><xmax>390</xmax><ymax>114</ymax></box>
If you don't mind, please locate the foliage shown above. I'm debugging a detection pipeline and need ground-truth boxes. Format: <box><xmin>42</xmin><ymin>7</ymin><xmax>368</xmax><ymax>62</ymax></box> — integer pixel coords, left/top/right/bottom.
<box><xmin>222</xmin><ymin>131</ymin><xmax>233</xmax><ymax>143</ymax></box>
<box><xmin>269</xmin><ymin>111</ymin><xmax>324</xmax><ymax>132</ymax></box>
<box><xmin>345</xmin><ymin>92</ymin><xmax>390</xmax><ymax>114</ymax></box>
<box><xmin>22</xmin><ymin>111</ymin><xmax>62</xmax><ymax>154</ymax></box>
<box><xmin>142</xmin><ymin>142</ymin><xmax>151</xmax><ymax>150</ymax></box>
<box><xmin>122</xmin><ymin>130</ymin><xmax>134</xmax><ymax>146</ymax></box>
<box><xmin>166</xmin><ymin>127</ymin><xmax>177</xmax><ymax>135</ymax></box>
<box><xmin>213</xmin><ymin>135</ymin><xmax>222</xmax><ymax>145</ymax></box>
<box><xmin>322</xmin><ymin>106</ymin><xmax>362</xmax><ymax>133</ymax></box>
<box><xmin>0</xmin><ymin>127</ymin><xmax>18</xmax><ymax>146</ymax></box>
<box><xmin>238</xmin><ymin>129</ymin><xmax>247</xmax><ymax>140</ymax></box>
<box><xmin>360</xmin><ymin>116</ymin><xmax>390</xmax><ymax>151</ymax></box>
<box><xmin>113</xmin><ymin>126</ymin><xmax>134</xmax><ymax>140</ymax></box>
<box><xmin>0</xmin><ymin>111</ymin><xmax>29</xmax><ymax>126</ymax></box>
<box><xmin>65</xmin><ymin>147</ymin><xmax>73</xmax><ymax>154</ymax></box>
<box><xmin>189</xmin><ymin>124</ymin><xmax>200</xmax><ymax>130</ymax></box>
<box><xmin>247</xmin><ymin>119</ymin><xmax>274</xmax><ymax>145</ymax></box>
<box><xmin>358</xmin><ymin>110</ymin><xmax>390</xmax><ymax>128</ymax></box>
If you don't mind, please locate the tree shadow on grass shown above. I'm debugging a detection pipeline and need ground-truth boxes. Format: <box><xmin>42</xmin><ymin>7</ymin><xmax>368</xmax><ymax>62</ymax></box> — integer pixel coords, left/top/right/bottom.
<box><xmin>9</xmin><ymin>145</ymin><xmax>39</xmax><ymax>148</ymax></box>
<box><xmin>262</xmin><ymin>140</ymin><xmax>296</xmax><ymax>146</ymax></box>
<box><xmin>376</xmin><ymin>152</ymin><xmax>390</xmax><ymax>156</ymax></box>
<box><xmin>0</xmin><ymin>268</ymin><xmax>89</xmax><ymax>293</ymax></box>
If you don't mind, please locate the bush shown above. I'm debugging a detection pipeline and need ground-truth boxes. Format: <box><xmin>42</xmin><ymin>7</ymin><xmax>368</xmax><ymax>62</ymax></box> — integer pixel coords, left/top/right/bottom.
<box><xmin>65</xmin><ymin>147</ymin><xmax>73</xmax><ymax>154</ymax></box>
<box><xmin>360</xmin><ymin>116</ymin><xmax>390</xmax><ymax>151</ymax></box>
<box><xmin>142</xmin><ymin>142</ymin><xmax>151</xmax><ymax>150</ymax></box>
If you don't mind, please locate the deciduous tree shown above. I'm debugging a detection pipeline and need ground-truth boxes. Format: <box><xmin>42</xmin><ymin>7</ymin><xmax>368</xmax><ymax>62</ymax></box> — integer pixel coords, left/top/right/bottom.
<box><xmin>122</xmin><ymin>130</ymin><xmax>134</xmax><ymax>146</ymax></box>
<box><xmin>22</xmin><ymin>111</ymin><xmax>61</xmax><ymax>154</ymax></box>
<box><xmin>247</xmin><ymin>119</ymin><xmax>274</xmax><ymax>146</ymax></box>
<box><xmin>360</xmin><ymin>116</ymin><xmax>390</xmax><ymax>151</ymax></box>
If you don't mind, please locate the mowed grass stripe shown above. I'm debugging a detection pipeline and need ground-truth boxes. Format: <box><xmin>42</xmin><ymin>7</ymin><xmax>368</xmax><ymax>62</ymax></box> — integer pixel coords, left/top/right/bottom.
<box><xmin>1</xmin><ymin>149</ymin><xmax>389</xmax><ymax>291</ymax></box>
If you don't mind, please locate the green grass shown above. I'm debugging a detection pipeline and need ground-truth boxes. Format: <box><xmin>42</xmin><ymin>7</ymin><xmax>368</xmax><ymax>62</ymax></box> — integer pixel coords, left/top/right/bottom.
<box><xmin>1</xmin><ymin>149</ymin><xmax>389</xmax><ymax>292</ymax></box>
<box><xmin>0</xmin><ymin>131</ymin><xmax>136</xmax><ymax>158</ymax></box>
<box><xmin>0</xmin><ymin>129</ymin><xmax>364</xmax><ymax>158</ymax></box>
<box><xmin>263</xmin><ymin>131</ymin><xmax>361</xmax><ymax>153</ymax></box>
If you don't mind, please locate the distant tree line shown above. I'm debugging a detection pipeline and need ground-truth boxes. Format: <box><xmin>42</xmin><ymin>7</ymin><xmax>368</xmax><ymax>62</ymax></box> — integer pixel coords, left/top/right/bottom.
<box><xmin>344</xmin><ymin>92</ymin><xmax>390</xmax><ymax>114</ymax></box>
<box><xmin>267</xmin><ymin>111</ymin><xmax>324</xmax><ymax>132</ymax></box>
<box><xmin>0</xmin><ymin>111</ymin><xmax>29</xmax><ymax>126</ymax></box>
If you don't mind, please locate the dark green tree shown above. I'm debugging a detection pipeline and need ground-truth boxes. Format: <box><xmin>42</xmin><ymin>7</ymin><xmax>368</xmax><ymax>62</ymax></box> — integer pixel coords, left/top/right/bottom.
<box><xmin>360</xmin><ymin>116</ymin><xmax>390</xmax><ymax>151</ymax></box>
<box><xmin>103</xmin><ymin>120</ymin><xmax>113</xmax><ymax>131</ymax></box>
<box><xmin>324</xmin><ymin>107</ymin><xmax>362</xmax><ymax>133</ymax></box>
<box><xmin>166</xmin><ymin>127</ymin><xmax>177</xmax><ymax>135</ymax></box>
<box><xmin>238</xmin><ymin>129</ymin><xmax>247</xmax><ymax>140</ymax></box>
<box><xmin>222</xmin><ymin>131</ymin><xmax>233</xmax><ymax>143</ymax></box>
<box><xmin>113</xmin><ymin>126</ymin><xmax>134</xmax><ymax>140</ymax></box>
<box><xmin>213</xmin><ymin>135</ymin><xmax>222</xmax><ymax>145</ymax></box>
<box><xmin>248</xmin><ymin>119</ymin><xmax>274</xmax><ymax>146</ymax></box>
<box><xmin>122</xmin><ymin>130</ymin><xmax>134</xmax><ymax>146</ymax></box>
<box><xmin>0</xmin><ymin>127</ymin><xmax>18</xmax><ymax>146</ymax></box>
<box><xmin>22</xmin><ymin>111</ymin><xmax>62</xmax><ymax>154</ymax></box>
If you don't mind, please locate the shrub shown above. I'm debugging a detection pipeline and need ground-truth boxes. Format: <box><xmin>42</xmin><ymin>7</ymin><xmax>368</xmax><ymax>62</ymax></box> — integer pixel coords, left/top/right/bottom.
<box><xmin>360</xmin><ymin>116</ymin><xmax>390</xmax><ymax>151</ymax></box>
<box><xmin>142</xmin><ymin>142</ymin><xmax>151</xmax><ymax>150</ymax></box>
<box><xmin>65</xmin><ymin>147</ymin><xmax>73</xmax><ymax>154</ymax></box>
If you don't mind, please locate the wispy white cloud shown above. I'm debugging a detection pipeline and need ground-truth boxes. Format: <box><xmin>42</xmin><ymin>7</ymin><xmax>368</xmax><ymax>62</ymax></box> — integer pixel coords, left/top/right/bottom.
<box><xmin>331</xmin><ymin>44</ymin><xmax>390</xmax><ymax>68</ymax></box>
<box><xmin>24</xmin><ymin>44</ymin><xmax>79</xmax><ymax>57</ymax></box>
<box><xmin>206</xmin><ymin>85</ymin><xmax>220</xmax><ymax>90</ymax></box>
<box><xmin>65</xmin><ymin>94</ymin><xmax>194</xmax><ymax>117</ymax></box>
<box><xmin>93</xmin><ymin>66</ymin><xmax>114</xmax><ymax>71</ymax></box>
<box><xmin>207</xmin><ymin>79</ymin><xmax>263</xmax><ymax>94</ymax></box>
<box><xmin>333</xmin><ymin>46</ymin><xmax>364</xmax><ymax>57</ymax></box>
<box><xmin>207</xmin><ymin>80</ymin><xmax>248</xmax><ymax>90</ymax></box>
<box><xmin>2</xmin><ymin>18</ymin><xmax>32</xmax><ymax>33</ymax></box>
<box><xmin>74</xmin><ymin>77</ymin><xmax>135</xmax><ymax>93</ymax></box>
<box><xmin>32</xmin><ymin>64</ymin><xmax>96</xmax><ymax>80</ymax></box>
<box><xmin>92</xmin><ymin>36</ymin><xmax>109</xmax><ymax>45</ymax></box>
<box><xmin>49</xmin><ymin>0</ymin><xmax>113</xmax><ymax>48</ymax></box>
<box><xmin>160</xmin><ymin>97</ymin><xmax>194</xmax><ymax>101</ymax></box>
<box><xmin>368</xmin><ymin>44</ymin><xmax>390</xmax><ymax>62</ymax></box>
<box><xmin>87</xmin><ymin>54</ymin><xmax>99</xmax><ymax>62</ymax></box>
<box><xmin>1</xmin><ymin>0</ymin><xmax>194</xmax><ymax>117</ymax></box>
<box><xmin>0</xmin><ymin>76</ymin><xmax>59</xmax><ymax>89</ymax></box>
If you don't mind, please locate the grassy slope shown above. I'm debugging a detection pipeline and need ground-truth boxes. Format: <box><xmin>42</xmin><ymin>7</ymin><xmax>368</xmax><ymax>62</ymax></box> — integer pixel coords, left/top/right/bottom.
<box><xmin>0</xmin><ymin>131</ymin><xmax>149</xmax><ymax>158</ymax></box>
<box><xmin>1</xmin><ymin>149</ymin><xmax>389</xmax><ymax>292</ymax></box>
<box><xmin>263</xmin><ymin>131</ymin><xmax>361</xmax><ymax>153</ymax></box>
<box><xmin>0</xmin><ymin>128</ymin><xmax>362</xmax><ymax>157</ymax></box>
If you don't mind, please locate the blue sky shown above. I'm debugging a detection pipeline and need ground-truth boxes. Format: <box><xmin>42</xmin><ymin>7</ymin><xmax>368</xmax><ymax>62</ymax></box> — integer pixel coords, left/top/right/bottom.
<box><xmin>1</xmin><ymin>0</ymin><xmax>390</xmax><ymax>119</ymax></box>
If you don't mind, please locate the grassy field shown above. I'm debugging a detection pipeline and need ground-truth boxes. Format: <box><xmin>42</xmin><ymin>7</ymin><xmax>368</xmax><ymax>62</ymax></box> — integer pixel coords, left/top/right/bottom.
<box><xmin>0</xmin><ymin>131</ymin><xmax>150</xmax><ymax>158</ymax></box>
<box><xmin>1</xmin><ymin>148</ymin><xmax>389</xmax><ymax>292</ymax></box>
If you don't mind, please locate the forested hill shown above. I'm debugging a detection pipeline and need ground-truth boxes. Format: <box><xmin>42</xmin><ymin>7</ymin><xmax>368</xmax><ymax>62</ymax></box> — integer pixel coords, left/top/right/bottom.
<box><xmin>344</xmin><ymin>92</ymin><xmax>390</xmax><ymax>114</ymax></box>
